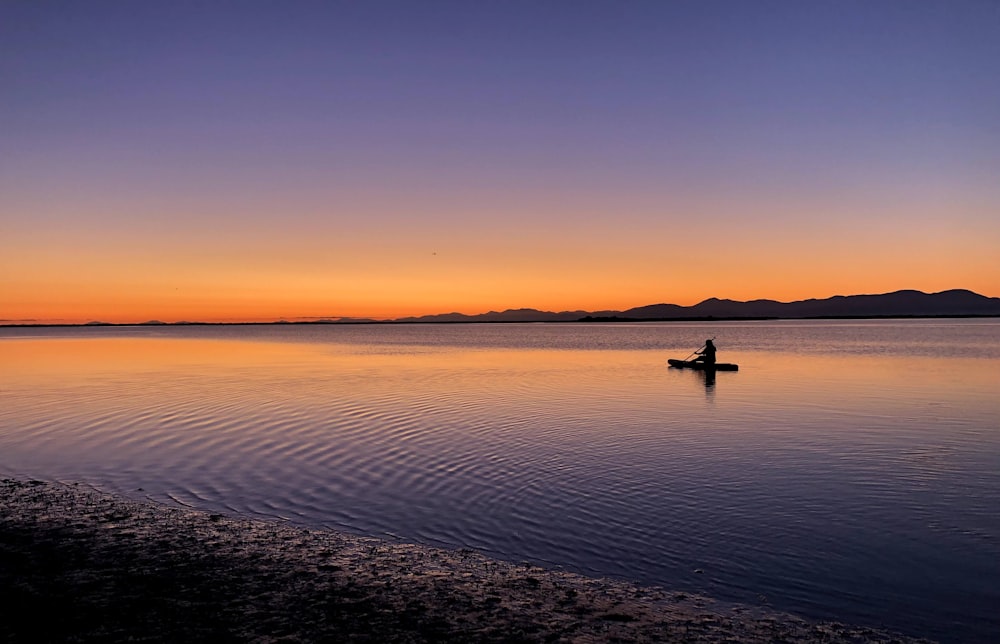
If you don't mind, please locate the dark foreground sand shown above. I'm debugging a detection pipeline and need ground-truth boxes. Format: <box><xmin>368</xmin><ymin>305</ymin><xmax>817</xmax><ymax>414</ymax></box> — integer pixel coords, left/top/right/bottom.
<box><xmin>1</xmin><ymin>479</ymin><xmax>928</xmax><ymax>643</ymax></box>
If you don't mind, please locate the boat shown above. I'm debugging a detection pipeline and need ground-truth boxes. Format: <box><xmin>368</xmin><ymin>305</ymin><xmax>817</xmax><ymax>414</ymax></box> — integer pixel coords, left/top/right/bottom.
<box><xmin>668</xmin><ymin>359</ymin><xmax>738</xmax><ymax>371</ymax></box>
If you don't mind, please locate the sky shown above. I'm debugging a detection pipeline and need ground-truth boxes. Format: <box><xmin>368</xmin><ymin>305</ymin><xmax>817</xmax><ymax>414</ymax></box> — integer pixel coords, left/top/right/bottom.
<box><xmin>2</xmin><ymin>1</ymin><xmax>999</xmax><ymax>323</ymax></box>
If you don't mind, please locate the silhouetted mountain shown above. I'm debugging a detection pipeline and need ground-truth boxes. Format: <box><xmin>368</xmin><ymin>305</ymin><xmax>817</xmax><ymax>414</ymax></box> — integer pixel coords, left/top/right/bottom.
<box><xmin>780</xmin><ymin>289</ymin><xmax>1000</xmax><ymax>318</ymax></box>
<box><xmin>391</xmin><ymin>289</ymin><xmax>1000</xmax><ymax>322</ymax></box>
<box><xmin>620</xmin><ymin>302</ymin><xmax>689</xmax><ymax>318</ymax></box>
<box><xmin>678</xmin><ymin>289</ymin><xmax>1000</xmax><ymax>319</ymax></box>
<box><xmin>5</xmin><ymin>289</ymin><xmax>996</xmax><ymax>328</ymax></box>
<box><xmin>396</xmin><ymin>308</ymin><xmax>602</xmax><ymax>323</ymax></box>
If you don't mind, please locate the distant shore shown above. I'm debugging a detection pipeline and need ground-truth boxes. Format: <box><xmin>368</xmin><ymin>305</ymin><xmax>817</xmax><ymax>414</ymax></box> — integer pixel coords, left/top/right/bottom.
<box><xmin>3</xmin><ymin>313</ymin><xmax>999</xmax><ymax>329</ymax></box>
<box><xmin>4</xmin><ymin>287</ymin><xmax>1000</xmax><ymax>326</ymax></box>
<box><xmin>1</xmin><ymin>478</ymin><xmax>928</xmax><ymax>642</ymax></box>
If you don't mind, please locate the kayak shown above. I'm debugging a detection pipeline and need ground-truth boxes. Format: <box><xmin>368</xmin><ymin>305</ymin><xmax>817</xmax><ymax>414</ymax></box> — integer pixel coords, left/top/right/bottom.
<box><xmin>668</xmin><ymin>359</ymin><xmax>739</xmax><ymax>371</ymax></box>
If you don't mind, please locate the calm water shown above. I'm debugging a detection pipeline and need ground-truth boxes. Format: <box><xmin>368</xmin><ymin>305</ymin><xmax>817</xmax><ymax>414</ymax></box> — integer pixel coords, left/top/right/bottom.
<box><xmin>2</xmin><ymin>320</ymin><xmax>998</xmax><ymax>642</ymax></box>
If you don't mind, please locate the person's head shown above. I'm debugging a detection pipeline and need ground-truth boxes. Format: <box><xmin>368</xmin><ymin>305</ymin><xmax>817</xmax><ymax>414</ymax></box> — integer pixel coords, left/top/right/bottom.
<box><xmin>705</xmin><ymin>339</ymin><xmax>714</xmax><ymax>346</ymax></box>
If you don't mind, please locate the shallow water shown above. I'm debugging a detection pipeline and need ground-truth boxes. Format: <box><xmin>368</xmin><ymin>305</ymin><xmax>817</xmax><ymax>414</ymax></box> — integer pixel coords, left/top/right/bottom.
<box><xmin>2</xmin><ymin>320</ymin><xmax>998</xmax><ymax>642</ymax></box>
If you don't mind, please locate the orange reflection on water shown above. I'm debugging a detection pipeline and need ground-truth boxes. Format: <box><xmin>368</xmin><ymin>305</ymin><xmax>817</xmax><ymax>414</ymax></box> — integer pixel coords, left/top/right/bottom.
<box><xmin>1</xmin><ymin>335</ymin><xmax>644</xmax><ymax>392</ymax></box>
<box><xmin>1</xmin><ymin>338</ymin><xmax>326</xmax><ymax>379</ymax></box>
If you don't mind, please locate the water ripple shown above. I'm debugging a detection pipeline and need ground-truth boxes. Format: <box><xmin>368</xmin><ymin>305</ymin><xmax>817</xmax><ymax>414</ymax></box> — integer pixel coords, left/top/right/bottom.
<box><xmin>2</xmin><ymin>324</ymin><xmax>999</xmax><ymax>644</ymax></box>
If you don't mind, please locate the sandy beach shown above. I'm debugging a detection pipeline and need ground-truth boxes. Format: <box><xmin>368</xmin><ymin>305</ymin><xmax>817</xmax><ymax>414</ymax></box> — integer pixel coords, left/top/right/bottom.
<box><xmin>1</xmin><ymin>478</ymin><xmax>928</xmax><ymax>642</ymax></box>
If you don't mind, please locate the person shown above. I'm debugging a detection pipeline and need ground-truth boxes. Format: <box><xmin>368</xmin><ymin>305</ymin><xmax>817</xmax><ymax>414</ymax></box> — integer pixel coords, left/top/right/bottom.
<box><xmin>694</xmin><ymin>339</ymin><xmax>716</xmax><ymax>366</ymax></box>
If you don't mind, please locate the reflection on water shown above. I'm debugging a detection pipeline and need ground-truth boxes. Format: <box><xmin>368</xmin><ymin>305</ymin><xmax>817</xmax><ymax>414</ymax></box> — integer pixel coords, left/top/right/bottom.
<box><xmin>1</xmin><ymin>321</ymin><xmax>998</xmax><ymax>643</ymax></box>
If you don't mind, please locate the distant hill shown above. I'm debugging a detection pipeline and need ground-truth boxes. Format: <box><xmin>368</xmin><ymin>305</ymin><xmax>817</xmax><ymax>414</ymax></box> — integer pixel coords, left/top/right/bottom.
<box><xmin>625</xmin><ymin>289</ymin><xmax>1000</xmax><ymax>319</ymax></box>
<box><xmin>5</xmin><ymin>289</ymin><xmax>997</xmax><ymax>328</ymax></box>
<box><xmin>394</xmin><ymin>308</ymin><xmax>603</xmax><ymax>323</ymax></box>
<box><xmin>393</xmin><ymin>289</ymin><xmax>1000</xmax><ymax>323</ymax></box>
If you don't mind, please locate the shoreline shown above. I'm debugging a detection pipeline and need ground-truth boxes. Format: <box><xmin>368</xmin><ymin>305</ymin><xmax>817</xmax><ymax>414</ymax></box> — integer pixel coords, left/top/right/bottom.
<box><xmin>3</xmin><ymin>314</ymin><xmax>1000</xmax><ymax>328</ymax></box>
<box><xmin>1</xmin><ymin>478</ymin><xmax>928</xmax><ymax>642</ymax></box>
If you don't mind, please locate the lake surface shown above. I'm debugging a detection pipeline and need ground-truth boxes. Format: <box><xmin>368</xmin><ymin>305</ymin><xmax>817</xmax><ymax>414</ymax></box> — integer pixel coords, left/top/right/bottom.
<box><xmin>2</xmin><ymin>320</ymin><xmax>998</xmax><ymax>642</ymax></box>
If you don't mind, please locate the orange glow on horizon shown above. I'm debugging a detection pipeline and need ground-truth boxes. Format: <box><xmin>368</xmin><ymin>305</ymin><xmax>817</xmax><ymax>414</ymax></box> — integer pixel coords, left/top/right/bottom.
<box><xmin>4</xmin><ymin>276</ymin><xmax>997</xmax><ymax>326</ymax></box>
<box><xmin>4</xmin><ymin>195</ymin><xmax>998</xmax><ymax>324</ymax></box>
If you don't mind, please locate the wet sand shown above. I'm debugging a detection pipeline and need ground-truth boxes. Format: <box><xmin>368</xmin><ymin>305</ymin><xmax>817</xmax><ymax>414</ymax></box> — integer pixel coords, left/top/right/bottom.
<box><xmin>1</xmin><ymin>478</ymin><xmax>927</xmax><ymax>642</ymax></box>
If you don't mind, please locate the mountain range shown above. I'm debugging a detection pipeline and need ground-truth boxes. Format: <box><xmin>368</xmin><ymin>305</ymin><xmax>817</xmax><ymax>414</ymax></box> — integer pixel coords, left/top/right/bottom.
<box><xmin>392</xmin><ymin>289</ymin><xmax>1000</xmax><ymax>323</ymax></box>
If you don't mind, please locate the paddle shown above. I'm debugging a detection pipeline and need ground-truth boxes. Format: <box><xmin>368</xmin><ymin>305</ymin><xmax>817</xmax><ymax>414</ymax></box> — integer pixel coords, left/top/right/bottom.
<box><xmin>682</xmin><ymin>336</ymin><xmax>716</xmax><ymax>361</ymax></box>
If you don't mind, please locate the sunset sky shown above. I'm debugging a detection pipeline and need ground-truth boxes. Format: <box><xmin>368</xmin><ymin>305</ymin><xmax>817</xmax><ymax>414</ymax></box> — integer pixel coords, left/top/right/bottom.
<box><xmin>3</xmin><ymin>1</ymin><xmax>998</xmax><ymax>323</ymax></box>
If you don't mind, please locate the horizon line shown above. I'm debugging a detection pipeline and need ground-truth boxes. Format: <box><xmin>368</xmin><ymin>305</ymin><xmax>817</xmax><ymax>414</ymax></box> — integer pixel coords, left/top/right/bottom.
<box><xmin>2</xmin><ymin>288</ymin><xmax>997</xmax><ymax>327</ymax></box>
